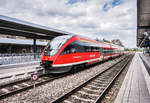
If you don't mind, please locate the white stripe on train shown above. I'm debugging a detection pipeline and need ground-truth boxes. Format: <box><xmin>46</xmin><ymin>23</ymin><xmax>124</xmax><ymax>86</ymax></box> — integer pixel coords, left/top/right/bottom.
<box><xmin>52</xmin><ymin>54</ymin><xmax>120</xmax><ymax>67</ymax></box>
<box><xmin>52</xmin><ymin>57</ymin><xmax>101</xmax><ymax>67</ymax></box>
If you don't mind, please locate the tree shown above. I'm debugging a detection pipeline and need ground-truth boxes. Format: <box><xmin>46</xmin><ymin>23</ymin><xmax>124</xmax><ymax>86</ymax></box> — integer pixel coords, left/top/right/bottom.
<box><xmin>103</xmin><ymin>38</ymin><xmax>111</xmax><ymax>43</ymax></box>
<box><xmin>124</xmin><ymin>48</ymin><xmax>131</xmax><ymax>51</ymax></box>
<box><xmin>111</xmin><ymin>39</ymin><xmax>124</xmax><ymax>47</ymax></box>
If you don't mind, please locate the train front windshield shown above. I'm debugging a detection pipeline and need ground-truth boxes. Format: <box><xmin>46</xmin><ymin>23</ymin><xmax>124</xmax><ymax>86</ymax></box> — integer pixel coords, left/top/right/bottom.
<box><xmin>44</xmin><ymin>35</ymin><xmax>72</xmax><ymax>56</ymax></box>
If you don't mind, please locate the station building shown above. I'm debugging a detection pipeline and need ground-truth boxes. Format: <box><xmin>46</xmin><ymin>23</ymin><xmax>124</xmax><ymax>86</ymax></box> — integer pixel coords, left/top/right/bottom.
<box><xmin>137</xmin><ymin>0</ymin><xmax>150</xmax><ymax>54</ymax></box>
<box><xmin>0</xmin><ymin>34</ymin><xmax>48</xmax><ymax>54</ymax></box>
<box><xmin>0</xmin><ymin>15</ymin><xmax>72</xmax><ymax>54</ymax></box>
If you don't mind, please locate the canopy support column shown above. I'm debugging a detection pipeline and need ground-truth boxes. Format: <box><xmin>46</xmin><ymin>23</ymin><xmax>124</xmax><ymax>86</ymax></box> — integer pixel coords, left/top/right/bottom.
<box><xmin>33</xmin><ymin>39</ymin><xmax>37</xmax><ymax>59</ymax></box>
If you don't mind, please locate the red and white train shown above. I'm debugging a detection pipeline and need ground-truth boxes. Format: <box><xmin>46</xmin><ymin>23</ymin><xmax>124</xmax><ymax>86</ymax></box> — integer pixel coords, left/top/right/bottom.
<box><xmin>40</xmin><ymin>35</ymin><xmax>124</xmax><ymax>73</ymax></box>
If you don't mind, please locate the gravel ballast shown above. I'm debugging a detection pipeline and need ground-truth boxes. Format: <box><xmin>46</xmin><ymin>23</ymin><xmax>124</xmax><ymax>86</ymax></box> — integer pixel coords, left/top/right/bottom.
<box><xmin>1</xmin><ymin>56</ymin><xmax>124</xmax><ymax>103</ymax></box>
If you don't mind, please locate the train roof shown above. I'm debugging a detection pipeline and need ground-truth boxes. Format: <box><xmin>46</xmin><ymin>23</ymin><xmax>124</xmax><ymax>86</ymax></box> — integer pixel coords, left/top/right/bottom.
<box><xmin>76</xmin><ymin>36</ymin><xmax>113</xmax><ymax>48</ymax></box>
<box><xmin>55</xmin><ymin>35</ymin><xmax>123</xmax><ymax>49</ymax></box>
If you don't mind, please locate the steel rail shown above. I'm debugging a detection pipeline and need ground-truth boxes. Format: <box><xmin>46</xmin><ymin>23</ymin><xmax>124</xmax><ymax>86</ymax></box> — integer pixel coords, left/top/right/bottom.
<box><xmin>0</xmin><ymin>74</ymin><xmax>67</xmax><ymax>100</ymax></box>
<box><xmin>52</xmin><ymin>54</ymin><xmax>132</xmax><ymax>103</ymax></box>
<box><xmin>0</xmin><ymin>54</ymin><xmax>126</xmax><ymax>101</ymax></box>
<box><xmin>95</xmin><ymin>55</ymin><xmax>133</xmax><ymax>103</ymax></box>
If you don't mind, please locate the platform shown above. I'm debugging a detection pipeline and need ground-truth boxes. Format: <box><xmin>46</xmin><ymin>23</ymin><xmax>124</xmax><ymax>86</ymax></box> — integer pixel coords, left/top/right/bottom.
<box><xmin>0</xmin><ymin>61</ymin><xmax>40</xmax><ymax>74</ymax></box>
<box><xmin>114</xmin><ymin>52</ymin><xmax>150</xmax><ymax>103</ymax></box>
<box><xmin>140</xmin><ymin>53</ymin><xmax>150</xmax><ymax>75</ymax></box>
<box><xmin>0</xmin><ymin>61</ymin><xmax>41</xmax><ymax>80</ymax></box>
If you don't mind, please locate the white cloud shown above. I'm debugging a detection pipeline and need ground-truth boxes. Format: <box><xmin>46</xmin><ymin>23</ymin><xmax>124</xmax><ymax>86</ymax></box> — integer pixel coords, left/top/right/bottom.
<box><xmin>0</xmin><ymin>0</ymin><xmax>137</xmax><ymax>48</ymax></box>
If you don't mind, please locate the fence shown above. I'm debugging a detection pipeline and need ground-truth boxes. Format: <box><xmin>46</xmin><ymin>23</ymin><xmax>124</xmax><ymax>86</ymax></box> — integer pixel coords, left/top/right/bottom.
<box><xmin>0</xmin><ymin>53</ymin><xmax>42</xmax><ymax>65</ymax></box>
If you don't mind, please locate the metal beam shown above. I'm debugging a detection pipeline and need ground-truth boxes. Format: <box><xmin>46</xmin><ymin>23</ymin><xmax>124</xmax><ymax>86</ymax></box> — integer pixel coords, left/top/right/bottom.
<box><xmin>137</xmin><ymin>26</ymin><xmax>150</xmax><ymax>29</ymax></box>
<box><xmin>0</xmin><ymin>27</ymin><xmax>54</xmax><ymax>40</ymax></box>
<box><xmin>0</xmin><ymin>15</ymin><xmax>72</xmax><ymax>39</ymax></box>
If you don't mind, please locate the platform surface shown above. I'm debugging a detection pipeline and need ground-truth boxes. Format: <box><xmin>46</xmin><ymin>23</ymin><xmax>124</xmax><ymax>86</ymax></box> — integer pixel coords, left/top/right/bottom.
<box><xmin>140</xmin><ymin>53</ymin><xmax>150</xmax><ymax>75</ymax></box>
<box><xmin>114</xmin><ymin>53</ymin><xmax>150</xmax><ymax>103</ymax></box>
<box><xmin>0</xmin><ymin>61</ymin><xmax>39</xmax><ymax>74</ymax></box>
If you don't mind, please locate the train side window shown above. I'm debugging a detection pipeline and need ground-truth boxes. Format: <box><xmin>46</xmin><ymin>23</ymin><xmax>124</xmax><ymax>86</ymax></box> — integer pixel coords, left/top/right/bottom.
<box><xmin>84</xmin><ymin>46</ymin><xmax>88</xmax><ymax>52</ymax></box>
<box><xmin>61</xmin><ymin>45</ymin><xmax>71</xmax><ymax>55</ymax></box>
<box><xmin>99</xmin><ymin>47</ymin><xmax>102</xmax><ymax>52</ymax></box>
<box><xmin>70</xmin><ymin>48</ymin><xmax>76</xmax><ymax>53</ymax></box>
<box><xmin>104</xmin><ymin>48</ymin><xmax>107</xmax><ymax>54</ymax></box>
<box><xmin>104</xmin><ymin>48</ymin><xmax>106</xmax><ymax>54</ymax></box>
<box><xmin>73</xmin><ymin>41</ymin><xmax>85</xmax><ymax>52</ymax></box>
<box><xmin>61</xmin><ymin>41</ymin><xmax>85</xmax><ymax>55</ymax></box>
<box><xmin>91</xmin><ymin>47</ymin><xmax>94</xmax><ymax>52</ymax></box>
<box><xmin>93</xmin><ymin>47</ymin><xmax>96</xmax><ymax>52</ymax></box>
<box><xmin>77</xmin><ymin>45</ymin><xmax>85</xmax><ymax>52</ymax></box>
<box><xmin>107</xmin><ymin>48</ymin><xmax>109</xmax><ymax>54</ymax></box>
<box><xmin>61</xmin><ymin>41</ymin><xmax>104</xmax><ymax>55</ymax></box>
<box><xmin>87</xmin><ymin>47</ymin><xmax>91</xmax><ymax>52</ymax></box>
<box><xmin>97</xmin><ymin>47</ymin><xmax>100</xmax><ymax>52</ymax></box>
<box><xmin>103</xmin><ymin>48</ymin><xmax>109</xmax><ymax>55</ymax></box>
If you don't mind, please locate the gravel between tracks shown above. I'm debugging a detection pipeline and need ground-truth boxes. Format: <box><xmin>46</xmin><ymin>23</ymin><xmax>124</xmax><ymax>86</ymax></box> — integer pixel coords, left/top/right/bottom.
<box><xmin>0</xmin><ymin>57</ymin><xmax>123</xmax><ymax>103</ymax></box>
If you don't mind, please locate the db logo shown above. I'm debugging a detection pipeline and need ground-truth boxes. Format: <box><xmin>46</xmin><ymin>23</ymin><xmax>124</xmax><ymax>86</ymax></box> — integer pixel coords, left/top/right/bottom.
<box><xmin>31</xmin><ymin>73</ymin><xmax>38</xmax><ymax>81</ymax></box>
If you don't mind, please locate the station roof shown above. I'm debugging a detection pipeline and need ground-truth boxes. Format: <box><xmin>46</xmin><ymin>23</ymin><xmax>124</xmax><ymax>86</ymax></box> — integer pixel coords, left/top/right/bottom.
<box><xmin>137</xmin><ymin>0</ymin><xmax>150</xmax><ymax>47</ymax></box>
<box><xmin>0</xmin><ymin>15</ymin><xmax>74</xmax><ymax>40</ymax></box>
<box><xmin>0</xmin><ymin>38</ymin><xmax>48</xmax><ymax>46</ymax></box>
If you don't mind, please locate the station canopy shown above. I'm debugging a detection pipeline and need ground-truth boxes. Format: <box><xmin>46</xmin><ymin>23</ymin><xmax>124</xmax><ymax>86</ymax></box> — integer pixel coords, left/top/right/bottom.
<box><xmin>137</xmin><ymin>0</ymin><xmax>150</xmax><ymax>47</ymax></box>
<box><xmin>0</xmin><ymin>15</ymin><xmax>74</xmax><ymax>40</ymax></box>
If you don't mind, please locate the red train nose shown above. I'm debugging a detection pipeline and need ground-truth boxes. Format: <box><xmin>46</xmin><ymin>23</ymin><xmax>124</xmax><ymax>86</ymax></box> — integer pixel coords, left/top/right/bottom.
<box><xmin>41</xmin><ymin>54</ymin><xmax>55</xmax><ymax>67</ymax></box>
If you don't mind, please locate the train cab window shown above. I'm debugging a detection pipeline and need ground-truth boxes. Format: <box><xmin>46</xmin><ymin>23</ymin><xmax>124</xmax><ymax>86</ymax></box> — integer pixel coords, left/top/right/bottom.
<box><xmin>44</xmin><ymin>35</ymin><xmax>73</xmax><ymax>56</ymax></box>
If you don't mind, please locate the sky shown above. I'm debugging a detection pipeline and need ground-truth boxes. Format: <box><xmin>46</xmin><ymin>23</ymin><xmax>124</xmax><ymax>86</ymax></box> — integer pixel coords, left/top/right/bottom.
<box><xmin>0</xmin><ymin>0</ymin><xmax>137</xmax><ymax>48</ymax></box>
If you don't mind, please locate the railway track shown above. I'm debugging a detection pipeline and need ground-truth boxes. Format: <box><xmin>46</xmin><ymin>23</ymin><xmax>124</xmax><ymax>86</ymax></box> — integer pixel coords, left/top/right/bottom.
<box><xmin>0</xmin><ymin>74</ymin><xmax>66</xmax><ymax>100</ymax></box>
<box><xmin>52</xmin><ymin>54</ymin><xmax>133</xmax><ymax>103</ymax></box>
<box><xmin>0</xmin><ymin>54</ymin><xmax>128</xmax><ymax>101</ymax></box>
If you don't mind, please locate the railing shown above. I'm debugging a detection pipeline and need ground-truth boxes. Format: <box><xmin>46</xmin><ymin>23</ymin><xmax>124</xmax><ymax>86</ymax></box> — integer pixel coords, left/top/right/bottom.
<box><xmin>0</xmin><ymin>53</ymin><xmax>42</xmax><ymax>65</ymax></box>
